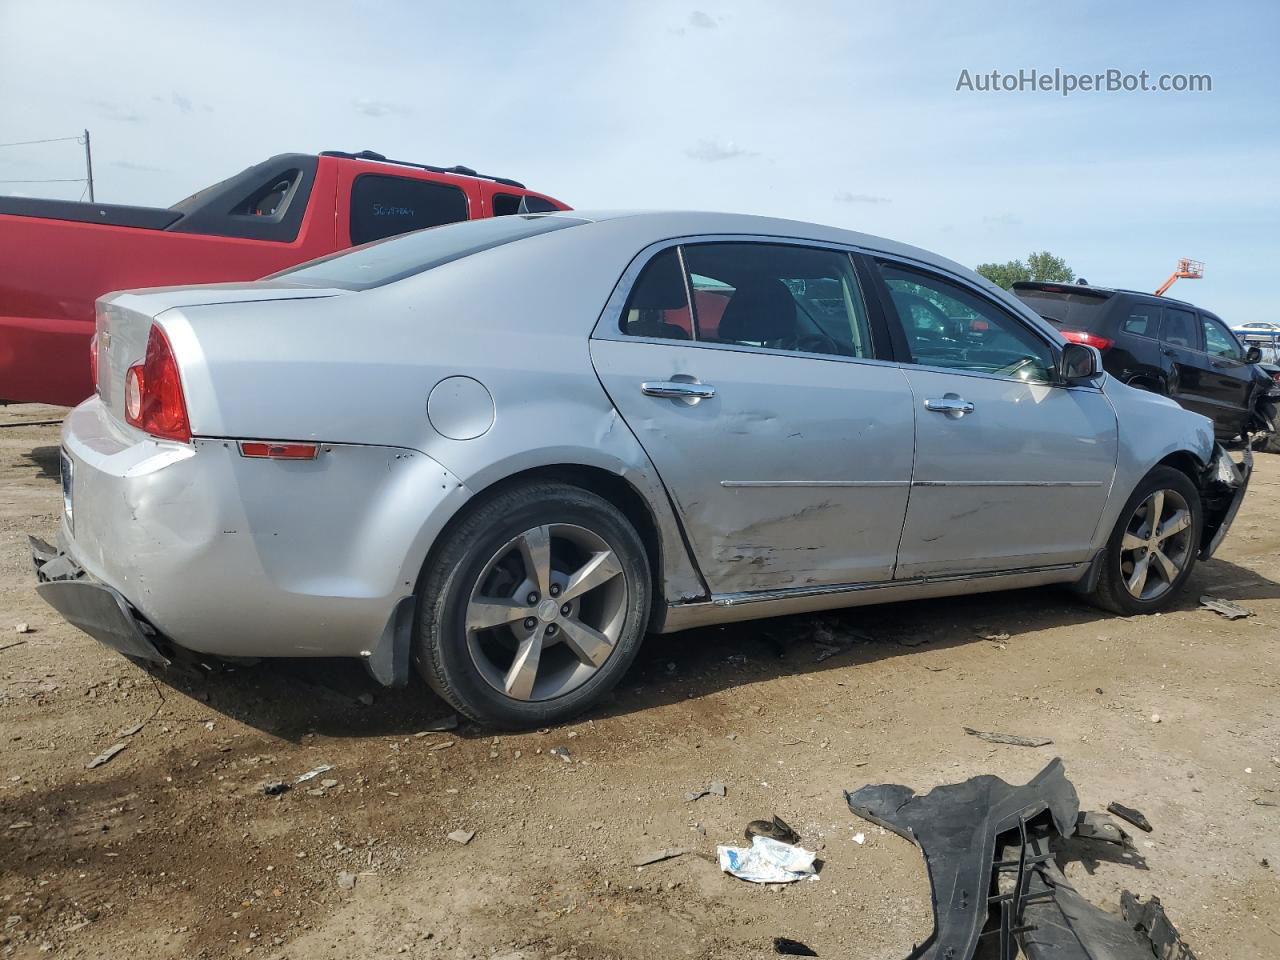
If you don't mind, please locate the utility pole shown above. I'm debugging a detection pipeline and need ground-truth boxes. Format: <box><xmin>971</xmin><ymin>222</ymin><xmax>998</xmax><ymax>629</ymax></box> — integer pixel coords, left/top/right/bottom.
<box><xmin>82</xmin><ymin>128</ymin><xmax>94</xmax><ymax>202</ymax></box>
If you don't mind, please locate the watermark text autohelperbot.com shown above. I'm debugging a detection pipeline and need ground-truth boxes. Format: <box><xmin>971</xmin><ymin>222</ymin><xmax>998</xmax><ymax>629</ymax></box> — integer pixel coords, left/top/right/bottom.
<box><xmin>956</xmin><ymin>68</ymin><xmax>1211</xmax><ymax>96</ymax></box>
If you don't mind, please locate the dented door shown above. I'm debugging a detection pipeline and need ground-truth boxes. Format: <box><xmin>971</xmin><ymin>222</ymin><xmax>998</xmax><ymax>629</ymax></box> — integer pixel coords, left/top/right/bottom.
<box><xmin>895</xmin><ymin>370</ymin><xmax>1117</xmax><ymax>579</ymax></box>
<box><xmin>590</xmin><ymin>338</ymin><xmax>915</xmax><ymax>594</ymax></box>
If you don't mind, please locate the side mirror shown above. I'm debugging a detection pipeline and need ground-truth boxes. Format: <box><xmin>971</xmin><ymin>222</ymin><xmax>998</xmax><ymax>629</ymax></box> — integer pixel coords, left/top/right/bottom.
<box><xmin>1246</xmin><ymin>345</ymin><xmax>1263</xmax><ymax>364</ymax></box>
<box><xmin>1060</xmin><ymin>342</ymin><xmax>1102</xmax><ymax>382</ymax></box>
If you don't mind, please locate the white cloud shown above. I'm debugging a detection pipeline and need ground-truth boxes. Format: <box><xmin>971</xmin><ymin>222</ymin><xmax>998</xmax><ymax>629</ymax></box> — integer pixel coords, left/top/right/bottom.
<box><xmin>685</xmin><ymin>139</ymin><xmax>754</xmax><ymax>162</ymax></box>
<box><xmin>835</xmin><ymin>191</ymin><xmax>889</xmax><ymax>204</ymax></box>
<box><xmin>352</xmin><ymin>97</ymin><xmax>410</xmax><ymax>118</ymax></box>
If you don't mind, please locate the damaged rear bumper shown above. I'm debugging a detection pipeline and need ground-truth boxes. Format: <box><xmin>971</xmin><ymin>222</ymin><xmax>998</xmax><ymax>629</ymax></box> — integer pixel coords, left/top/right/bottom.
<box><xmin>30</xmin><ymin>535</ymin><xmax>169</xmax><ymax>665</ymax></box>
<box><xmin>1200</xmin><ymin>442</ymin><xmax>1251</xmax><ymax>560</ymax></box>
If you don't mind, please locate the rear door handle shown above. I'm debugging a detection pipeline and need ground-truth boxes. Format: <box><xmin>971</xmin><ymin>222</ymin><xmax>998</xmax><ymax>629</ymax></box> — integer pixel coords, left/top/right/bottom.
<box><xmin>641</xmin><ymin>381</ymin><xmax>716</xmax><ymax>400</ymax></box>
<box><xmin>924</xmin><ymin>396</ymin><xmax>975</xmax><ymax>416</ymax></box>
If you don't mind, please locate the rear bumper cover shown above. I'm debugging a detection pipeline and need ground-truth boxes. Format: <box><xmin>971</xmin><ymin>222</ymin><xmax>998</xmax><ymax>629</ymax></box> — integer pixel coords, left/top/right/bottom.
<box><xmin>30</xmin><ymin>535</ymin><xmax>169</xmax><ymax>664</ymax></box>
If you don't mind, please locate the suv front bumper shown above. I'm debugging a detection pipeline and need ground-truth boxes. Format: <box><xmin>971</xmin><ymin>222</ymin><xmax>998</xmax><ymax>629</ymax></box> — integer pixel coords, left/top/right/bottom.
<box><xmin>1200</xmin><ymin>443</ymin><xmax>1251</xmax><ymax>560</ymax></box>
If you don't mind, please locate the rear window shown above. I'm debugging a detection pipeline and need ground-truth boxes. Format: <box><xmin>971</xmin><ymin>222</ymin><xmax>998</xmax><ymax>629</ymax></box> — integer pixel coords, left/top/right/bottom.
<box><xmin>272</xmin><ymin>215</ymin><xmax>586</xmax><ymax>291</ymax></box>
<box><xmin>1013</xmin><ymin>288</ymin><xmax>1112</xmax><ymax>331</ymax></box>
<box><xmin>349</xmin><ymin>174</ymin><xmax>469</xmax><ymax>245</ymax></box>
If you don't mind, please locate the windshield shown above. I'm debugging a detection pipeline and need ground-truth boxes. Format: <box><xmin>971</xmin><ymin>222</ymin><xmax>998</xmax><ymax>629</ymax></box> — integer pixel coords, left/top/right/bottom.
<box><xmin>272</xmin><ymin>214</ymin><xmax>587</xmax><ymax>290</ymax></box>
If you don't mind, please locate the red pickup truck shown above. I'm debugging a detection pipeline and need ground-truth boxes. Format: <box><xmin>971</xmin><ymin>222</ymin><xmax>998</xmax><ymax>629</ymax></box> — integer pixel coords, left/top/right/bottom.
<box><xmin>0</xmin><ymin>150</ymin><xmax>568</xmax><ymax>406</ymax></box>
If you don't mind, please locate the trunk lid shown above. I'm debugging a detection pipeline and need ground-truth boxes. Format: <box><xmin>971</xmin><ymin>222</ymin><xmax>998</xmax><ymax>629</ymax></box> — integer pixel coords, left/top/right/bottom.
<box><xmin>95</xmin><ymin>282</ymin><xmax>346</xmax><ymax>427</ymax></box>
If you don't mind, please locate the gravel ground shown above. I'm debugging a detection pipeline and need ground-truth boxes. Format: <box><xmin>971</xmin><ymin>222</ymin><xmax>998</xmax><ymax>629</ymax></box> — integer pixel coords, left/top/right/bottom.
<box><xmin>1</xmin><ymin>403</ymin><xmax>1278</xmax><ymax>959</ymax></box>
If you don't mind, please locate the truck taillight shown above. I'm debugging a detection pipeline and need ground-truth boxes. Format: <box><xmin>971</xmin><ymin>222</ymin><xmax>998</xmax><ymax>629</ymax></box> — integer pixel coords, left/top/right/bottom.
<box><xmin>89</xmin><ymin>334</ymin><xmax>99</xmax><ymax>392</ymax></box>
<box><xmin>124</xmin><ymin>325</ymin><xmax>191</xmax><ymax>443</ymax></box>
<box><xmin>1061</xmin><ymin>329</ymin><xmax>1114</xmax><ymax>351</ymax></box>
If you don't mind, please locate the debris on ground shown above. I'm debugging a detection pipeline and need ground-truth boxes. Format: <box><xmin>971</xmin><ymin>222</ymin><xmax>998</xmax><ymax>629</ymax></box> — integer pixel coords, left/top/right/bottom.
<box><xmin>717</xmin><ymin>835</ymin><xmax>818</xmax><ymax>884</ymax></box>
<box><xmin>1199</xmin><ymin>595</ymin><xmax>1253</xmax><ymax>619</ymax></box>
<box><xmin>852</xmin><ymin>832</ymin><xmax>865</xmax><ymax>845</ymax></box>
<box><xmin>8</xmin><ymin>821</ymin><xmax>33</xmax><ymax>830</ymax></box>
<box><xmin>420</xmin><ymin>714</ymin><xmax>459</xmax><ymax>733</ymax></box>
<box><xmin>295</xmin><ymin>764</ymin><xmax>334</xmax><ymax>783</ymax></box>
<box><xmin>549</xmin><ymin>746</ymin><xmax>572</xmax><ymax>763</ymax></box>
<box><xmin>86</xmin><ymin>743</ymin><xmax>127</xmax><ymax>769</ymax></box>
<box><xmin>814</xmin><ymin>644</ymin><xmax>842</xmax><ymax>663</ymax></box>
<box><xmin>117</xmin><ymin>720</ymin><xmax>145</xmax><ymax>738</ymax></box>
<box><xmin>963</xmin><ymin>726</ymin><xmax>1053</xmax><ymax>747</ymax></box>
<box><xmin>1107</xmin><ymin>801</ymin><xmax>1154</xmax><ymax>833</ymax></box>
<box><xmin>847</xmin><ymin>759</ymin><xmax>1196</xmax><ymax>960</ymax></box>
<box><xmin>15</xmin><ymin>622</ymin><xmax>31</xmax><ymax>634</ymax></box>
<box><xmin>447</xmin><ymin>829</ymin><xmax>475</xmax><ymax>845</ymax></box>
<box><xmin>773</xmin><ymin>936</ymin><xmax>818</xmax><ymax>956</ymax></box>
<box><xmin>745</xmin><ymin>815</ymin><xmax>800</xmax><ymax>845</ymax></box>
<box><xmin>686</xmin><ymin>780</ymin><xmax>727</xmax><ymax>802</ymax></box>
<box><xmin>1121</xmin><ymin>892</ymin><xmax>1197</xmax><ymax>960</ymax></box>
<box><xmin>355</xmin><ymin>692</ymin><xmax>375</xmax><ymax>706</ymax></box>
<box><xmin>336</xmin><ymin>871</ymin><xmax>356</xmax><ymax>891</ymax></box>
<box><xmin>632</xmin><ymin>846</ymin><xmax>692</xmax><ymax>867</ymax></box>
<box><xmin>263</xmin><ymin>781</ymin><xmax>290</xmax><ymax>796</ymax></box>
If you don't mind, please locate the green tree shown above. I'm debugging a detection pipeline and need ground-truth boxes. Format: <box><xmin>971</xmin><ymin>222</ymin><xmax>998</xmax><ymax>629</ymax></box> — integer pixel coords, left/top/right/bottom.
<box><xmin>976</xmin><ymin>251</ymin><xmax>1075</xmax><ymax>289</ymax></box>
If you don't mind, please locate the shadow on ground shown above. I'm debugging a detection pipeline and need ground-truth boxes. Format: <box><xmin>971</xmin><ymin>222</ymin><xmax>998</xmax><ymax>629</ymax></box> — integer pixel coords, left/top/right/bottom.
<box><xmin>139</xmin><ymin>554</ymin><xmax>1280</xmax><ymax>741</ymax></box>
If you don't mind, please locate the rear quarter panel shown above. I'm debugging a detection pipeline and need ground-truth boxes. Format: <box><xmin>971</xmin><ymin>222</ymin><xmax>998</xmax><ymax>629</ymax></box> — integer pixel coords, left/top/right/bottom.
<box><xmin>165</xmin><ymin>221</ymin><xmax>709</xmax><ymax>605</ymax></box>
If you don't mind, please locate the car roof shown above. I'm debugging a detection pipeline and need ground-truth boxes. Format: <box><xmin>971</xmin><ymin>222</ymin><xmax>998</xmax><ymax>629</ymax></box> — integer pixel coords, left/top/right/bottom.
<box><xmin>1013</xmin><ymin>280</ymin><xmax>1198</xmax><ymax>310</ymax></box>
<box><xmin>537</xmin><ymin>209</ymin><xmax>979</xmax><ymax>279</ymax></box>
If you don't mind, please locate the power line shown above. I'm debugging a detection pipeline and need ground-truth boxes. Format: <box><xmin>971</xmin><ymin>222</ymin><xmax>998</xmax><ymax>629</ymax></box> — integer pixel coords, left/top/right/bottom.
<box><xmin>0</xmin><ymin>178</ymin><xmax>88</xmax><ymax>184</ymax></box>
<box><xmin>0</xmin><ymin>135</ymin><xmax>85</xmax><ymax>148</ymax></box>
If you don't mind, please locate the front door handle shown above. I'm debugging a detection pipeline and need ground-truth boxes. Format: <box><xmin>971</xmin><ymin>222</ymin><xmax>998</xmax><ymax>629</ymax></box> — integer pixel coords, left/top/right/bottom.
<box><xmin>924</xmin><ymin>396</ymin><xmax>975</xmax><ymax>417</ymax></box>
<box><xmin>641</xmin><ymin>381</ymin><xmax>716</xmax><ymax>400</ymax></box>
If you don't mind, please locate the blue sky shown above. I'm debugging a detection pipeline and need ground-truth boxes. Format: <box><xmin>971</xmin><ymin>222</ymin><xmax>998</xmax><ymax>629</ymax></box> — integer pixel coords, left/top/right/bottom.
<box><xmin>2</xmin><ymin>0</ymin><xmax>1276</xmax><ymax>319</ymax></box>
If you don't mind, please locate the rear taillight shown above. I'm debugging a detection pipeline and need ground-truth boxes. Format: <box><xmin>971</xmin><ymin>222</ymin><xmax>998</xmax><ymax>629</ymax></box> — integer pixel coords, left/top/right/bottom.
<box><xmin>89</xmin><ymin>333</ymin><xmax>99</xmax><ymax>393</ymax></box>
<box><xmin>124</xmin><ymin>325</ymin><xmax>191</xmax><ymax>443</ymax></box>
<box><xmin>1060</xmin><ymin>329</ymin><xmax>1114</xmax><ymax>351</ymax></box>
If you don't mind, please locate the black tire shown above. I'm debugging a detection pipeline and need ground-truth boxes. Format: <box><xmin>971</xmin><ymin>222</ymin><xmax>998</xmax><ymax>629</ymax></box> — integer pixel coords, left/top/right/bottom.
<box><xmin>414</xmin><ymin>481</ymin><xmax>650</xmax><ymax>728</ymax></box>
<box><xmin>1086</xmin><ymin>466</ymin><xmax>1202</xmax><ymax>615</ymax></box>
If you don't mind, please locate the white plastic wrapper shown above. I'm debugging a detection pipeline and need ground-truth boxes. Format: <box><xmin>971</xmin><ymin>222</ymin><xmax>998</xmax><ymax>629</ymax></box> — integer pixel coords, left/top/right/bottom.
<box><xmin>716</xmin><ymin>835</ymin><xmax>818</xmax><ymax>883</ymax></box>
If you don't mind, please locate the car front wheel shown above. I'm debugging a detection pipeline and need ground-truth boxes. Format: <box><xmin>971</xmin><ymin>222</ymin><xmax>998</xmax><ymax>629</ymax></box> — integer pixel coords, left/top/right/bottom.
<box><xmin>415</xmin><ymin>481</ymin><xmax>651</xmax><ymax>728</ymax></box>
<box><xmin>1086</xmin><ymin>466</ymin><xmax>1202</xmax><ymax>615</ymax></box>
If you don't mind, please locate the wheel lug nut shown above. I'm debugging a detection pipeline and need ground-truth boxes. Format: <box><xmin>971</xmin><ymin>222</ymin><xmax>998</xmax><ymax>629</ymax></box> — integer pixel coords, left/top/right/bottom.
<box><xmin>561</xmin><ymin>603</ymin><xmax>571</xmax><ymax>616</ymax></box>
<box><xmin>546</xmin><ymin>624</ymin><xmax>558</xmax><ymax>636</ymax></box>
<box><xmin>550</xmin><ymin>584</ymin><xmax>561</xmax><ymax>597</ymax></box>
<box><xmin>523</xmin><ymin>617</ymin><xmax>536</xmax><ymax>629</ymax></box>
<box><xmin>527</xmin><ymin>592</ymin><xmax>539</xmax><ymax>605</ymax></box>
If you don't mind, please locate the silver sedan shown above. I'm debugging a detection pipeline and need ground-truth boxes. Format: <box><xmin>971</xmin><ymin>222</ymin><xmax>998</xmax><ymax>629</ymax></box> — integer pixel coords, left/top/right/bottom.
<box><xmin>34</xmin><ymin>211</ymin><xmax>1250</xmax><ymax>727</ymax></box>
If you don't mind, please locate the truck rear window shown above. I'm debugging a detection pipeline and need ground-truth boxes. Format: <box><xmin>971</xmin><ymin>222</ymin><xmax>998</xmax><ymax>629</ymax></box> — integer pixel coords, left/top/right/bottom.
<box><xmin>1013</xmin><ymin>289</ymin><xmax>1112</xmax><ymax>331</ymax></box>
<box><xmin>272</xmin><ymin>214</ymin><xmax>586</xmax><ymax>291</ymax></box>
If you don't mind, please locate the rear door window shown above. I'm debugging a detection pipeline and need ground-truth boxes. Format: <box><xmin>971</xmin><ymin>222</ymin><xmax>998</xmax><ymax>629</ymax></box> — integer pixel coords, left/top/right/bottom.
<box><xmin>619</xmin><ymin>249</ymin><xmax>693</xmax><ymax>340</ymax></box>
<box><xmin>349</xmin><ymin>174</ymin><xmax>469</xmax><ymax>245</ymax></box>
<box><xmin>681</xmin><ymin>243</ymin><xmax>873</xmax><ymax>358</ymax></box>
<box><xmin>1161</xmin><ymin>308</ymin><xmax>1200</xmax><ymax>350</ymax></box>
<box><xmin>1122</xmin><ymin>303</ymin><xmax>1161</xmax><ymax>338</ymax></box>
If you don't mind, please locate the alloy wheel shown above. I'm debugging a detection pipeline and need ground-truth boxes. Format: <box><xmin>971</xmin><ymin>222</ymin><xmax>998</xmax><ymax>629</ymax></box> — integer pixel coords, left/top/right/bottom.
<box><xmin>1119</xmin><ymin>488</ymin><xmax>1193</xmax><ymax>601</ymax></box>
<box><xmin>464</xmin><ymin>523</ymin><xmax>628</xmax><ymax>701</ymax></box>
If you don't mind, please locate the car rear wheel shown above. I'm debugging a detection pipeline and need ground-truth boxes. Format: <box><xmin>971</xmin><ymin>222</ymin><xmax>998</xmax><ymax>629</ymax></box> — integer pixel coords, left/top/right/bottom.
<box><xmin>415</xmin><ymin>481</ymin><xmax>650</xmax><ymax>728</ymax></box>
<box><xmin>1086</xmin><ymin>466</ymin><xmax>1201</xmax><ymax>615</ymax></box>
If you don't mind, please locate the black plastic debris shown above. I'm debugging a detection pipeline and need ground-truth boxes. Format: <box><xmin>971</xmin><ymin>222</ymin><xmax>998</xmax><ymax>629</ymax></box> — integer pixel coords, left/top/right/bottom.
<box><xmin>1107</xmin><ymin>801</ymin><xmax>1153</xmax><ymax>833</ymax></box>
<box><xmin>773</xmin><ymin>936</ymin><xmax>818</xmax><ymax>956</ymax></box>
<box><xmin>1122</xmin><ymin>892</ymin><xmax>1197</xmax><ymax>960</ymax></box>
<box><xmin>1000</xmin><ymin>833</ymin><xmax>1197</xmax><ymax>960</ymax></box>
<box><xmin>746</xmin><ymin>815</ymin><xmax>800</xmax><ymax>845</ymax></box>
<box><xmin>846</xmin><ymin>759</ymin><xmax>1078</xmax><ymax>960</ymax></box>
<box><xmin>846</xmin><ymin>760</ymin><xmax>1196</xmax><ymax>960</ymax></box>
<box><xmin>263</xmin><ymin>781</ymin><xmax>291</xmax><ymax>796</ymax></box>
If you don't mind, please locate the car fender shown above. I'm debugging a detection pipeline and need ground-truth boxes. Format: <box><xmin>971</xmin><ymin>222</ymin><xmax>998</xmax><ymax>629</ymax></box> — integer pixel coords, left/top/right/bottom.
<box><xmin>1094</xmin><ymin>374</ymin><xmax>1216</xmax><ymax>547</ymax></box>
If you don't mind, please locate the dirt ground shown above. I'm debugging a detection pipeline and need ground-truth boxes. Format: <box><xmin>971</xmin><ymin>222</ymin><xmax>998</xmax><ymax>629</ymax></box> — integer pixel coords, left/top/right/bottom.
<box><xmin>1</xmin><ymin>402</ymin><xmax>1277</xmax><ymax>960</ymax></box>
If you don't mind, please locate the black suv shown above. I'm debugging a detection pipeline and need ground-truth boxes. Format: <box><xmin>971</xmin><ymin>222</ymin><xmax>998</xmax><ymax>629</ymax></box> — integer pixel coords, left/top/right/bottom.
<box><xmin>1012</xmin><ymin>281</ymin><xmax>1272</xmax><ymax>441</ymax></box>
